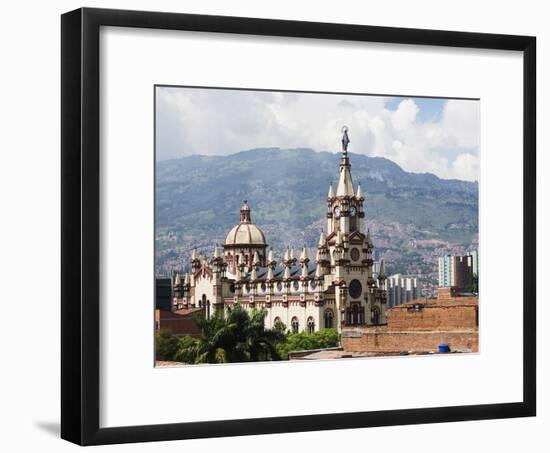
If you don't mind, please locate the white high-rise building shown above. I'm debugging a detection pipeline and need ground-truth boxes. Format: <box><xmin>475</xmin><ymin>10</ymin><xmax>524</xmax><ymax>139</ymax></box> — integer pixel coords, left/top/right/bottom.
<box><xmin>438</xmin><ymin>251</ymin><xmax>478</xmax><ymax>291</ymax></box>
<box><xmin>385</xmin><ymin>274</ymin><xmax>418</xmax><ymax>307</ymax></box>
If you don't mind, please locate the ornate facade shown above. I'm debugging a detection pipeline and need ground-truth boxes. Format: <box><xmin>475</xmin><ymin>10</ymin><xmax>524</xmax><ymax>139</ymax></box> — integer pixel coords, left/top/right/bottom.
<box><xmin>172</xmin><ymin>129</ymin><xmax>387</xmax><ymax>332</ymax></box>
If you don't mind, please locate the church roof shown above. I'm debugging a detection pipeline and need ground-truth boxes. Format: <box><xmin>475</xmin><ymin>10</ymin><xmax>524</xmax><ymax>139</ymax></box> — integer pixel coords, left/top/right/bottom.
<box><xmin>224</xmin><ymin>200</ymin><xmax>267</xmax><ymax>246</ymax></box>
<box><xmin>224</xmin><ymin>223</ymin><xmax>266</xmax><ymax>246</ymax></box>
<box><xmin>226</xmin><ymin>263</ymin><xmax>318</xmax><ymax>282</ymax></box>
<box><xmin>336</xmin><ymin>156</ymin><xmax>354</xmax><ymax>197</ymax></box>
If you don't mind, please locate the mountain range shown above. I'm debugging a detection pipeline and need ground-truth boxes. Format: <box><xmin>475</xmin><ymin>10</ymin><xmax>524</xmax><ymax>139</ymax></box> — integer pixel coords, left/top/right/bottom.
<box><xmin>155</xmin><ymin>148</ymin><xmax>478</xmax><ymax>290</ymax></box>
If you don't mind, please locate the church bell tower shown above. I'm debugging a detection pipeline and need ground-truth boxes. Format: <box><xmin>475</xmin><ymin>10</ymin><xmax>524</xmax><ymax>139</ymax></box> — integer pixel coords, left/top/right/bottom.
<box><xmin>326</xmin><ymin>126</ymin><xmax>386</xmax><ymax>329</ymax></box>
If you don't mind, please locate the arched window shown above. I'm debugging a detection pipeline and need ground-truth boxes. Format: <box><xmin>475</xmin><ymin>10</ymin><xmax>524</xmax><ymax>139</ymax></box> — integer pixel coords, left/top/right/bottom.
<box><xmin>200</xmin><ymin>294</ymin><xmax>206</xmax><ymax>308</ymax></box>
<box><xmin>291</xmin><ymin>316</ymin><xmax>299</xmax><ymax>333</ymax></box>
<box><xmin>352</xmin><ymin>304</ymin><xmax>359</xmax><ymax>326</ymax></box>
<box><xmin>273</xmin><ymin>316</ymin><xmax>282</xmax><ymax>326</ymax></box>
<box><xmin>324</xmin><ymin>309</ymin><xmax>334</xmax><ymax>329</ymax></box>
<box><xmin>307</xmin><ymin>317</ymin><xmax>315</xmax><ymax>333</ymax></box>
<box><xmin>371</xmin><ymin>307</ymin><xmax>380</xmax><ymax>325</ymax></box>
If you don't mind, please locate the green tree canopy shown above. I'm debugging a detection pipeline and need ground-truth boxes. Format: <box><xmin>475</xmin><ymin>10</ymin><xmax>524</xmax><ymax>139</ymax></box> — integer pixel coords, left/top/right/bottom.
<box><xmin>191</xmin><ymin>305</ymin><xmax>287</xmax><ymax>364</ymax></box>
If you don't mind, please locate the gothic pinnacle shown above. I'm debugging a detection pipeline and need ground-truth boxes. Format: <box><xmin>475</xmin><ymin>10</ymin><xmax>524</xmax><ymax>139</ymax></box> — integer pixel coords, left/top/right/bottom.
<box><xmin>318</xmin><ymin>230</ymin><xmax>326</xmax><ymax>247</ymax></box>
<box><xmin>356</xmin><ymin>183</ymin><xmax>363</xmax><ymax>199</ymax></box>
<box><xmin>328</xmin><ymin>183</ymin><xmax>334</xmax><ymax>198</ymax></box>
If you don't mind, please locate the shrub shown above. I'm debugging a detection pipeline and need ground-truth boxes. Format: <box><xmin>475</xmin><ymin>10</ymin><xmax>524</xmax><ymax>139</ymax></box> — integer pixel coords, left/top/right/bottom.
<box><xmin>277</xmin><ymin>328</ymin><xmax>340</xmax><ymax>359</ymax></box>
<box><xmin>155</xmin><ymin>329</ymin><xmax>180</xmax><ymax>360</ymax></box>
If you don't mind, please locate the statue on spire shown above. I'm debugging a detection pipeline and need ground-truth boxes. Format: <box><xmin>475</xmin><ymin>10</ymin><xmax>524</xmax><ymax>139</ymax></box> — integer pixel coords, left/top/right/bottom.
<box><xmin>341</xmin><ymin>125</ymin><xmax>350</xmax><ymax>154</ymax></box>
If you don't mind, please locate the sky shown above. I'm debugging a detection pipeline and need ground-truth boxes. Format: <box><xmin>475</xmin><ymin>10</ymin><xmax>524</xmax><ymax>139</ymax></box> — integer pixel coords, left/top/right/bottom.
<box><xmin>156</xmin><ymin>86</ymin><xmax>480</xmax><ymax>182</ymax></box>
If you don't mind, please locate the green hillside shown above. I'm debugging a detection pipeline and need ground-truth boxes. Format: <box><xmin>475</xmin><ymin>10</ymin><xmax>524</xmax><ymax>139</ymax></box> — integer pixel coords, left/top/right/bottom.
<box><xmin>155</xmin><ymin>148</ymin><xmax>478</xmax><ymax>286</ymax></box>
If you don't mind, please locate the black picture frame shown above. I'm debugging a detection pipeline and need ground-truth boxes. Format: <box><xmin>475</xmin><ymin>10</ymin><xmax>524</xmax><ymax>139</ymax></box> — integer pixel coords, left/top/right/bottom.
<box><xmin>61</xmin><ymin>7</ymin><xmax>536</xmax><ymax>446</ymax></box>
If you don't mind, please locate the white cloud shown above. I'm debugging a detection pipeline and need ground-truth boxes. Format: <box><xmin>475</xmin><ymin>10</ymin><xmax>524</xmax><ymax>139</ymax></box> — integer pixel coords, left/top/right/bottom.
<box><xmin>156</xmin><ymin>88</ymin><xmax>480</xmax><ymax>182</ymax></box>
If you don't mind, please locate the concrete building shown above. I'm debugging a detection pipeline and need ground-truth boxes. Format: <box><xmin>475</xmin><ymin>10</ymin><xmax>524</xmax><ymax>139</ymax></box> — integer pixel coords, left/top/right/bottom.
<box><xmin>155</xmin><ymin>277</ymin><xmax>173</xmax><ymax>312</ymax></box>
<box><xmin>385</xmin><ymin>274</ymin><xmax>418</xmax><ymax>307</ymax></box>
<box><xmin>438</xmin><ymin>253</ymin><xmax>476</xmax><ymax>291</ymax></box>
<box><xmin>469</xmin><ymin>249</ymin><xmax>479</xmax><ymax>276</ymax></box>
<box><xmin>171</xmin><ymin>128</ymin><xmax>387</xmax><ymax>332</ymax></box>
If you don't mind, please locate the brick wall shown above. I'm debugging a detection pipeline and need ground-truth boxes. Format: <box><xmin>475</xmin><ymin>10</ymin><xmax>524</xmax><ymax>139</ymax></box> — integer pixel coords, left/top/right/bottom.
<box><xmin>155</xmin><ymin>309</ymin><xmax>201</xmax><ymax>337</ymax></box>
<box><xmin>387</xmin><ymin>304</ymin><xmax>478</xmax><ymax>331</ymax></box>
<box><xmin>342</xmin><ymin>329</ymin><xmax>478</xmax><ymax>353</ymax></box>
<box><xmin>341</xmin><ymin>290</ymin><xmax>479</xmax><ymax>354</ymax></box>
<box><xmin>387</xmin><ymin>289</ymin><xmax>478</xmax><ymax>331</ymax></box>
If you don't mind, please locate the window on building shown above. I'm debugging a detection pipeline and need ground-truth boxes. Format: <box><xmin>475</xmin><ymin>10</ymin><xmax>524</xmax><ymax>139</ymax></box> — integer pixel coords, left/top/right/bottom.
<box><xmin>293</xmin><ymin>280</ymin><xmax>299</xmax><ymax>291</ymax></box>
<box><xmin>291</xmin><ymin>317</ymin><xmax>299</xmax><ymax>333</ymax></box>
<box><xmin>307</xmin><ymin>317</ymin><xmax>315</xmax><ymax>333</ymax></box>
<box><xmin>349</xmin><ymin>279</ymin><xmax>362</xmax><ymax>299</ymax></box>
<box><xmin>352</xmin><ymin>304</ymin><xmax>359</xmax><ymax>326</ymax></box>
<box><xmin>371</xmin><ymin>307</ymin><xmax>380</xmax><ymax>325</ymax></box>
<box><xmin>324</xmin><ymin>309</ymin><xmax>334</xmax><ymax>329</ymax></box>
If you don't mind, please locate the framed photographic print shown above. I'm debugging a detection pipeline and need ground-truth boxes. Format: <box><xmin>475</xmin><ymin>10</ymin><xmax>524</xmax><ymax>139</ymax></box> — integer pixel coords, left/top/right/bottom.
<box><xmin>61</xmin><ymin>7</ymin><xmax>536</xmax><ymax>446</ymax></box>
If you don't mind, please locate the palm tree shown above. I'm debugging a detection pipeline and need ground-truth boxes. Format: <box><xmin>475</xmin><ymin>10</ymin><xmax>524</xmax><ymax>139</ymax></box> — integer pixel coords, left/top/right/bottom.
<box><xmin>190</xmin><ymin>305</ymin><xmax>286</xmax><ymax>364</ymax></box>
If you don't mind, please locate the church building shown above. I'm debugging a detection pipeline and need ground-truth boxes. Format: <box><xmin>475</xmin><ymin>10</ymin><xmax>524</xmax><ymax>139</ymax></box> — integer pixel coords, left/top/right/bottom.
<box><xmin>172</xmin><ymin>128</ymin><xmax>388</xmax><ymax>332</ymax></box>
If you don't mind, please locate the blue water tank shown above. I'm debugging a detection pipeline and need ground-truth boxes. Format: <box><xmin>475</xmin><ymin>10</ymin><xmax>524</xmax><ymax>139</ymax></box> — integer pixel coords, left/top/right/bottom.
<box><xmin>438</xmin><ymin>344</ymin><xmax>450</xmax><ymax>353</ymax></box>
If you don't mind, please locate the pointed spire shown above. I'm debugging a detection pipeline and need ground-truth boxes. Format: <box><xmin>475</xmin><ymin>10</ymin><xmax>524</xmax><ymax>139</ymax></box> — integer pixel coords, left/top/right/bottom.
<box><xmin>191</xmin><ymin>249</ymin><xmax>197</xmax><ymax>260</ymax></box>
<box><xmin>268</xmin><ymin>247</ymin><xmax>275</xmax><ymax>263</ymax></box>
<box><xmin>174</xmin><ymin>273</ymin><xmax>181</xmax><ymax>286</ymax></box>
<box><xmin>267</xmin><ymin>266</ymin><xmax>274</xmax><ymax>280</ymax></box>
<box><xmin>284</xmin><ymin>265</ymin><xmax>291</xmax><ymax>280</ymax></box>
<box><xmin>252</xmin><ymin>250</ymin><xmax>260</xmax><ymax>267</ymax></box>
<box><xmin>283</xmin><ymin>247</ymin><xmax>289</xmax><ymax>262</ymax></box>
<box><xmin>301</xmin><ymin>262</ymin><xmax>309</xmax><ymax>278</ymax></box>
<box><xmin>366</xmin><ymin>228</ymin><xmax>372</xmax><ymax>245</ymax></box>
<box><xmin>300</xmin><ymin>246</ymin><xmax>308</xmax><ymax>262</ymax></box>
<box><xmin>336</xmin><ymin>163</ymin><xmax>354</xmax><ymax>197</ymax></box>
<box><xmin>318</xmin><ymin>230</ymin><xmax>326</xmax><ymax>247</ymax></box>
<box><xmin>213</xmin><ymin>245</ymin><xmax>220</xmax><ymax>259</ymax></box>
<box><xmin>184</xmin><ymin>273</ymin><xmax>190</xmax><ymax>285</ymax></box>
<box><xmin>328</xmin><ymin>183</ymin><xmax>334</xmax><ymax>198</ymax></box>
<box><xmin>356</xmin><ymin>183</ymin><xmax>363</xmax><ymax>199</ymax></box>
<box><xmin>378</xmin><ymin>260</ymin><xmax>386</xmax><ymax>279</ymax></box>
<box><xmin>238</xmin><ymin>251</ymin><xmax>245</xmax><ymax>269</ymax></box>
<box><xmin>315</xmin><ymin>264</ymin><xmax>323</xmax><ymax>278</ymax></box>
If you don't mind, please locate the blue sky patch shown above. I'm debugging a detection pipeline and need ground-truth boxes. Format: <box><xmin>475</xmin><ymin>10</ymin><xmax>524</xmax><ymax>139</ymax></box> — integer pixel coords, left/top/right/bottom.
<box><xmin>385</xmin><ymin>97</ymin><xmax>446</xmax><ymax>123</ymax></box>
